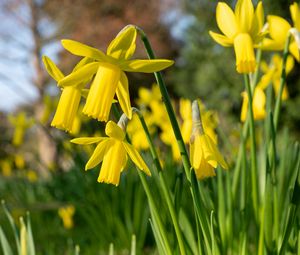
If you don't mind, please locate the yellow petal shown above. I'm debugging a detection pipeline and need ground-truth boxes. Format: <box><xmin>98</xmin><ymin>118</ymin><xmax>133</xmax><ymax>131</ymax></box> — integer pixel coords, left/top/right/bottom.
<box><xmin>260</xmin><ymin>38</ymin><xmax>284</xmax><ymax>51</ymax></box>
<box><xmin>105</xmin><ymin>121</ymin><xmax>126</xmax><ymax>140</ymax></box>
<box><xmin>116</xmin><ymin>71</ymin><xmax>132</xmax><ymax>119</ymax></box>
<box><xmin>250</xmin><ymin>2</ymin><xmax>264</xmax><ymax>40</ymax></box>
<box><xmin>120</xmin><ymin>59</ymin><xmax>174</xmax><ymax>73</ymax></box>
<box><xmin>267</xmin><ymin>15</ymin><xmax>291</xmax><ymax>45</ymax></box>
<box><xmin>123</xmin><ymin>142</ymin><xmax>151</xmax><ymax>176</ymax></box>
<box><xmin>190</xmin><ymin>135</ymin><xmax>203</xmax><ymax>169</ymax></box>
<box><xmin>289</xmin><ymin>41</ymin><xmax>300</xmax><ymax>62</ymax></box>
<box><xmin>42</xmin><ymin>56</ymin><xmax>64</xmax><ymax>81</ymax></box>
<box><xmin>98</xmin><ymin>140</ymin><xmax>127</xmax><ymax>185</ymax></box>
<box><xmin>209</xmin><ymin>31</ymin><xmax>233</xmax><ymax>47</ymax></box>
<box><xmin>290</xmin><ymin>2</ymin><xmax>300</xmax><ymax>31</ymax></box>
<box><xmin>82</xmin><ymin>64</ymin><xmax>121</xmax><ymax>121</ymax></box>
<box><xmin>107</xmin><ymin>25</ymin><xmax>137</xmax><ymax>60</ymax></box>
<box><xmin>233</xmin><ymin>33</ymin><xmax>256</xmax><ymax>73</ymax></box>
<box><xmin>58</xmin><ymin>62</ymin><xmax>100</xmax><ymax>87</ymax></box>
<box><xmin>235</xmin><ymin>0</ymin><xmax>254</xmax><ymax>32</ymax></box>
<box><xmin>216</xmin><ymin>2</ymin><xmax>238</xmax><ymax>38</ymax></box>
<box><xmin>86</xmin><ymin>138</ymin><xmax>111</xmax><ymax>170</ymax></box>
<box><xmin>286</xmin><ymin>55</ymin><xmax>295</xmax><ymax>73</ymax></box>
<box><xmin>61</xmin><ymin>39</ymin><xmax>108</xmax><ymax>61</ymax></box>
<box><xmin>71</xmin><ymin>137</ymin><xmax>104</xmax><ymax>144</ymax></box>
<box><xmin>73</xmin><ymin>57</ymin><xmax>94</xmax><ymax>72</ymax></box>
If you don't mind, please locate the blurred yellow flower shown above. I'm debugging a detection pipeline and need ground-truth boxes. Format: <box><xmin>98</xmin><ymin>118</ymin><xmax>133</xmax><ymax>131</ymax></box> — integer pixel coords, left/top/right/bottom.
<box><xmin>59</xmin><ymin>26</ymin><xmax>174</xmax><ymax>122</ymax></box>
<box><xmin>58</xmin><ymin>205</ymin><xmax>75</xmax><ymax>229</ymax></box>
<box><xmin>71</xmin><ymin>121</ymin><xmax>151</xmax><ymax>185</ymax></box>
<box><xmin>240</xmin><ymin>86</ymin><xmax>266</xmax><ymax>122</ymax></box>
<box><xmin>258</xmin><ymin>54</ymin><xmax>294</xmax><ymax>100</ymax></box>
<box><xmin>8</xmin><ymin>112</ymin><xmax>33</xmax><ymax>147</ymax></box>
<box><xmin>209</xmin><ymin>0</ymin><xmax>265</xmax><ymax>73</ymax></box>
<box><xmin>26</xmin><ymin>170</ymin><xmax>38</xmax><ymax>183</ymax></box>
<box><xmin>1</xmin><ymin>160</ymin><xmax>12</xmax><ymax>177</ymax></box>
<box><xmin>190</xmin><ymin>101</ymin><xmax>228</xmax><ymax>179</ymax></box>
<box><xmin>15</xmin><ymin>154</ymin><xmax>25</xmax><ymax>169</ymax></box>
<box><xmin>43</xmin><ymin>56</ymin><xmax>90</xmax><ymax>133</ymax></box>
<box><xmin>262</xmin><ymin>3</ymin><xmax>300</xmax><ymax>61</ymax></box>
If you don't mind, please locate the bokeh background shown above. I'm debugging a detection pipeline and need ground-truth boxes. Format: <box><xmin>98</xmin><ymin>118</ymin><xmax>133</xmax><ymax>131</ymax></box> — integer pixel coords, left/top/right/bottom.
<box><xmin>0</xmin><ymin>0</ymin><xmax>299</xmax><ymax>254</ymax></box>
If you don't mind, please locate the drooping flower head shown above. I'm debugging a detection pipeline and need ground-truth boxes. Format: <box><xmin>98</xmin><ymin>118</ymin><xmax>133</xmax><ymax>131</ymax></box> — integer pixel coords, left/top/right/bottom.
<box><xmin>71</xmin><ymin>120</ymin><xmax>151</xmax><ymax>185</ymax></box>
<box><xmin>261</xmin><ymin>3</ymin><xmax>300</xmax><ymax>61</ymax></box>
<box><xmin>42</xmin><ymin>56</ymin><xmax>92</xmax><ymax>133</ymax></box>
<box><xmin>209</xmin><ymin>0</ymin><xmax>265</xmax><ymax>73</ymax></box>
<box><xmin>190</xmin><ymin>100</ymin><xmax>228</xmax><ymax>180</ymax></box>
<box><xmin>58</xmin><ymin>25</ymin><xmax>174</xmax><ymax>122</ymax></box>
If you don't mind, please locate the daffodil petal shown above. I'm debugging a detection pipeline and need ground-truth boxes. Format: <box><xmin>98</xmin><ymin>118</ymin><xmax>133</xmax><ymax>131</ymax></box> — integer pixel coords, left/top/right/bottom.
<box><xmin>267</xmin><ymin>15</ymin><xmax>291</xmax><ymax>45</ymax></box>
<box><xmin>250</xmin><ymin>2</ymin><xmax>264</xmax><ymax>39</ymax></box>
<box><xmin>209</xmin><ymin>31</ymin><xmax>233</xmax><ymax>47</ymax></box>
<box><xmin>58</xmin><ymin>62</ymin><xmax>100</xmax><ymax>87</ymax></box>
<box><xmin>190</xmin><ymin>136</ymin><xmax>203</xmax><ymax>169</ymax></box>
<box><xmin>105</xmin><ymin>121</ymin><xmax>126</xmax><ymax>140</ymax></box>
<box><xmin>73</xmin><ymin>57</ymin><xmax>94</xmax><ymax>72</ymax></box>
<box><xmin>86</xmin><ymin>138</ymin><xmax>111</xmax><ymax>170</ymax></box>
<box><xmin>61</xmin><ymin>39</ymin><xmax>108</xmax><ymax>61</ymax></box>
<box><xmin>71</xmin><ymin>137</ymin><xmax>105</xmax><ymax>145</ymax></box>
<box><xmin>290</xmin><ymin>3</ymin><xmax>300</xmax><ymax>31</ymax></box>
<box><xmin>120</xmin><ymin>59</ymin><xmax>174</xmax><ymax>73</ymax></box>
<box><xmin>260</xmin><ymin>38</ymin><xmax>284</xmax><ymax>51</ymax></box>
<box><xmin>123</xmin><ymin>142</ymin><xmax>151</xmax><ymax>176</ymax></box>
<box><xmin>107</xmin><ymin>25</ymin><xmax>137</xmax><ymax>60</ymax></box>
<box><xmin>42</xmin><ymin>56</ymin><xmax>64</xmax><ymax>81</ymax></box>
<box><xmin>116</xmin><ymin>72</ymin><xmax>132</xmax><ymax>119</ymax></box>
<box><xmin>289</xmin><ymin>41</ymin><xmax>300</xmax><ymax>62</ymax></box>
<box><xmin>216</xmin><ymin>2</ymin><xmax>238</xmax><ymax>39</ymax></box>
<box><xmin>235</xmin><ymin>0</ymin><xmax>254</xmax><ymax>32</ymax></box>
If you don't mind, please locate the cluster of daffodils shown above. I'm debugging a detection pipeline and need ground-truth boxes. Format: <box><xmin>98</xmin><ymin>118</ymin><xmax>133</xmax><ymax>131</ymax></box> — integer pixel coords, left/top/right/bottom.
<box><xmin>44</xmin><ymin>25</ymin><xmax>229</xmax><ymax>185</ymax></box>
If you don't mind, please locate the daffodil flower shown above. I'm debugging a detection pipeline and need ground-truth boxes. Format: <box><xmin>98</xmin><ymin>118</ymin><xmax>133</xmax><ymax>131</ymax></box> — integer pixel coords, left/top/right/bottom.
<box><xmin>258</xmin><ymin>54</ymin><xmax>294</xmax><ymax>100</ymax></box>
<box><xmin>71</xmin><ymin>121</ymin><xmax>151</xmax><ymax>185</ymax></box>
<box><xmin>58</xmin><ymin>205</ymin><xmax>75</xmax><ymax>229</ymax></box>
<box><xmin>42</xmin><ymin>56</ymin><xmax>92</xmax><ymax>132</ymax></box>
<box><xmin>240</xmin><ymin>86</ymin><xmax>266</xmax><ymax>122</ymax></box>
<box><xmin>58</xmin><ymin>25</ymin><xmax>174</xmax><ymax>122</ymax></box>
<box><xmin>8</xmin><ymin>112</ymin><xmax>34</xmax><ymax>147</ymax></box>
<box><xmin>190</xmin><ymin>101</ymin><xmax>228</xmax><ymax>179</ymax></box>
<box><xmin>261</xmin><ymin>3</ymin><xmax>300</xmax><ymax>61</ymax></box>
<box><xmin>209</xmin><ymin>0</ymin><xmax>265</xmax><ymax>73</ymax></box>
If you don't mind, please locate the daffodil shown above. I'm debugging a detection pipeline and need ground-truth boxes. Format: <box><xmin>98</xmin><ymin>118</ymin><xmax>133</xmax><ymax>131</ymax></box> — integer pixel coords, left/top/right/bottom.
<box><xmin>71</xmin><ymin>121</ymin><xmax>151</xmax><ymax>185</ymax></box>
<box><xmin>262</xmin><ymin>3</ymin><xmax>300</xmax><ymax>61</ymax></box>
<box><xmin>26</xmin><ymin>170</ymin><xmax>38</xmax><ymax>183</ymax></box>
<box><xmin>43</xmin><ymin>56</ymin><xmax>92</xmax><ymax>132</ymax></box>
<box><xmin>15</xmin><ymin>154</ymin><xmax>25</xmax><ymax>169</ymax></box>
<box><xmin>190</xmin><ymin>100</ymin><xmax>228</xmax><ymax>179</ymax></box>
<box><xmin>258</xmin><ymin>54</ymin><xmax>294</xmax><ymax>100</ymax></box>
<box><xmin>1</xmin><ymin>160</ymin><xmax>12</xmax><ymax>177</ymax></box>
<box><xmin>58</xmin><ymin>205</ymin><xmax>75</xmax><ymax>229</ymax></box>
<box><xmin>209</xmin><ymin>0</ymin><xmax>265</xmax><ymax>73</ymax></box>
<box><xmin>240</xmin><ymin>86</ymin><xmax>266</xmax><ymax>122</ymax></box>
<box><xmin>8</xmin><ymin>112</ymin><xmax>33</xmax><ymax>147</ymax></box>
<box><xmin>58</xmin><ymin>25</ymin><xmax>174</xmax><ymax>122</ymax></box>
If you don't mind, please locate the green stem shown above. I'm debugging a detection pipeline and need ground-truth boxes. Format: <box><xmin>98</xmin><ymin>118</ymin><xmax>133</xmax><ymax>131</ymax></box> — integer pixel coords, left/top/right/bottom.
<box><xmin>134</xmin><ymin>109</ymin><xmax>186</xmax><ymax>255</ymax></box>
<box><xmin>273</xmin><ymin>34</ymin><xmax>291</xmax><ymax>130</ymax></box>
<box><xmin>244</xmin><ymin>73</ymin><xmax>258</xmax><ymax>220</ymax></box>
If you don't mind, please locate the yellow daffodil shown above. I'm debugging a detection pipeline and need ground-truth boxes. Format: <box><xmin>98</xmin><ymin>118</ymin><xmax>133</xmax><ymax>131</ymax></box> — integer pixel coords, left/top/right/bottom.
<box><xmin>262</xmin><ymin>3</ymin><xmax>300</xmax><ymax>61</ymax></box>
<box><xmin>26</xmin><ymin>170</ymin><xmax>38</xmax><ymax>183</ymax></box>
<box><xmin>43</xmin><ymin>56</ymin><xmax>92</xmax><ymax>133</ymax></box>
<box><xmin>240</xmin><ymin>86</ymin><xmax>266</xmax><ymax>122</ymax></box>
<box><xmin>209</xmin><ymin>0</ymin><xmax>265</xmax><ymax>73</ymax></box>
<box><xmin>58</xmin><ymin>25</ymin><xmax>174</xmax><ymax>122</ymax></box>
<box><xmin>71</xmin><ymin>121</ymin><xmax>151</xmax><ymax>185</ymax></box>
<box><xmin>190</xmin><ymin>101</ymin><xmax>228</xmax><ymax>179</ymax></box>
<box><xmin>8</xmin><ymin>112</ymin><xmax>33</xmax><ymax>147</ymax></box>
<box><xmin>1</xmin><ymin>160</ymin><xmax>12</xmax><ymax>177</ymax></box>
<box><xmin>15</xmin><ymin>154</ymin><xmax>25</xmax><ymax>169</ymax></box>
<box><xmin>58</xmin><ymin>205</ymin><xmax>75</xmax><ymax>229</ymax></box>
<box><xmin>258</xmin><ymin>54</ymin><xmax>294</xmax><ymax>100</ymax></box>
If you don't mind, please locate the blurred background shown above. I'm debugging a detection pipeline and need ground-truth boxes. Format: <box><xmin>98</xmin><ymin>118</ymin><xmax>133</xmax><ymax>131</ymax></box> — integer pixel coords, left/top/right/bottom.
<box><xmin>0</xmin><ymin>0</ymin><xmax>299</xmax><ymax>254</ymax></box>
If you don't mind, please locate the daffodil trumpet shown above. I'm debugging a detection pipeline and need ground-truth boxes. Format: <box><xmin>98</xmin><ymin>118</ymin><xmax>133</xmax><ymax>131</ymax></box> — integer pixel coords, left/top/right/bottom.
<box><xmin>209</xmin><ymin>0</ymin><xmax>265</xmax><ymax>73</ymax></box>
<box><xmin>58</xmin><ymin>25</ymin><xmax>174</xmax><ymax>122</ymax></box>
<box><xmin>71</xmin><ymin>120</ymin><xmax>151</xmax><ymax>186</ymax></box>
<box><xmin>189</xmin><ymin>100</ymin><xmax>228</xmax><ymax>180</ymax></box>
<box><xmin>42</xmin><ymin>56</ymin><xmax>92</xmax><ymax>133</ymax></box>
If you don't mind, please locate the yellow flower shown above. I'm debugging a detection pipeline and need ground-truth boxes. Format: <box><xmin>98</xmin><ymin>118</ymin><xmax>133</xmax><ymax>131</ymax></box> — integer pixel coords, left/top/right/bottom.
<box><xmin>58</xmin><ymin>25</ymin><xmax>174</xmax><ymax>122</ymax></box>
<box><xmin>258</xmin><ymin>54</ymin><xmax>294</xmax><ymax>100</ymax></box>
<box><xmin>15</xmin><ymin>154</ymin><xmax>25</xmax><ymax>169</ymax></box>
<box><xmin>43</xmin><ymin>56</ymin><xmax>91</xmax><ymax>133</ymax></box>
<box><xmin>1</xmin><ymin>160</ymin><xmax>12</xmax><ymax>177</ymax></box>
<box><xmin>209</xmin><ymin>0</ymin><xmax>265</xmax><ymax>73</ymax></box>
<box><xmin>190</xmin><ymin>100</ymin><xmax>228</xmax><ymax>179</ymax></box>
<box><xmin>26</xmin><ymin>170</ymin><xmax>38</xmax><ymax>183</ymax></box>
<box><xmin>8</xmin><ymin>112</ymin><xmax>33</xmax><ymax>147</ymax></box>
<box><xmin>71</xmin><ymin>121</ymin><xmax>151</xmax><ymax>185</ymax></box>
<box><xmin>262</xmin><ymin>3</ymin><xmax>300</xmax><ymax>61</ymax></box>
<box><xmin>58</xmin><ymin>205</ymin><xmax>75</xmax><ymax>229</ymax></box>
<box><xmin>240</xmin><ymin>86</ymin><xmax>266</xmax><ymax>122</ymax></box>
